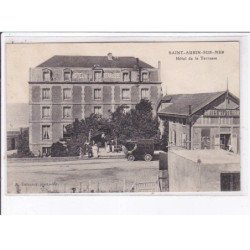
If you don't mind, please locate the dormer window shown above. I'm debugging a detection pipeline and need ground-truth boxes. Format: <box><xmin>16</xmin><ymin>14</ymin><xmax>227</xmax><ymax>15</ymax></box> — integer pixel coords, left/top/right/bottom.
<box><xmin>107</xmin><ymin>53</ymin><xmax>113</xmax><ymax>60</ymax></box>
<box><xmin>94</xmin><ymin>70</ymin><xmax>102</xmax><ymax>82</ymax></box>
<box><xmin>64</xmin><ymin>69</ymin><xmax>71</xmax><ymax>81</ymax></box>
<box><xmin>123</xmin><ymin>72</ymin><xmax>130</xmax><ymax>82</ymax></box>
<box><xmin>43</xmin><ymin>69</ymin><xmax>52</xmax><ymax>81</ymax></box>
<box><xmin>141</xmin><ymin>71</ymin><xmax>149</xmax><ymax>82</ymax></box>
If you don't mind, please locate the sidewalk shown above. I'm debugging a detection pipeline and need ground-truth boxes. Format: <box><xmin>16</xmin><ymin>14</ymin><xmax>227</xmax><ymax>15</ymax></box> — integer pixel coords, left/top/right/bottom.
<box><xmin>98</xmin><ymin>148</ymin><xmax>125</xmax><ymax>159</ymax></box>
<box><xmin>7</xmin><ymin>148</ymin><xmax>126</xmax><ymax>163</ymax></box>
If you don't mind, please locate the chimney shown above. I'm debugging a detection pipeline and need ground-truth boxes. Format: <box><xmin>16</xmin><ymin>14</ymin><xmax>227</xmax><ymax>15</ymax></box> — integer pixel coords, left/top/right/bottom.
<box><xmin>188</xmin><ymin>105</ymin><xmax>192</xmax><ymax>115</ymax></box>
<box><xmin>107</xmin><ymin>52</ymin><xmax>113</xmax><ymax>60</ymax></box>
<box><xmin>158</xmin><ymin>60</ymin><xmax>161</xmax><ymax>82</ymax></box>
<box><xmin>136</xmin><ymin>58</ymin><xmax>141</xmax><ymax>82</ymax></box>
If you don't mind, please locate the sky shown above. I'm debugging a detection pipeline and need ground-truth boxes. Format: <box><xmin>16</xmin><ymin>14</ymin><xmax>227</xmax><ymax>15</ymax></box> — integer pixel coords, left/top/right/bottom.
<box><xmin>5</xmin><ymin>41</ymin><xmax>239</xmax><ymax>104</ymax></box>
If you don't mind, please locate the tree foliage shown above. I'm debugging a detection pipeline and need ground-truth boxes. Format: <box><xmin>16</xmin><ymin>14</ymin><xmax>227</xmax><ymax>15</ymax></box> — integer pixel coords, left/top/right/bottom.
<box><xmin>51</xmin><ymin>142</ymin><xmax>68</xmax><ymax>157</ymax></box>
<box><xmin>62</xmin><ymin>99</ymin><xmax>160</xmax><ymax>152</ymax></box>
<box><xmin>17</xmin><ymin>129</ymin><xmax>34</xmax><ymax>157</ymax></box>
<box><xmin>111</xmin><ymin>99</ymin><xmax>160</xmax><ymax>142</ymax></box>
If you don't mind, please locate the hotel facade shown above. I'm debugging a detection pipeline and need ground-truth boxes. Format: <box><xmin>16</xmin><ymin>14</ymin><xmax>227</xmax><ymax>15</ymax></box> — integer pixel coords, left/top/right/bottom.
<box><xmin>29</xmin><ymin>54</ymin><xmax>162</xmax><ymax>156</ymax></box>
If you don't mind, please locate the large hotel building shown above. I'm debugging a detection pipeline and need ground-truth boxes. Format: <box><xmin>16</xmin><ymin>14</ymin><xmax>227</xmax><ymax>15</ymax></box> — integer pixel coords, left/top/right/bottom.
<box><xmin>29</xmin><ymin>53</ymin><xmax>162</xmax><ymax>156</ymax></box>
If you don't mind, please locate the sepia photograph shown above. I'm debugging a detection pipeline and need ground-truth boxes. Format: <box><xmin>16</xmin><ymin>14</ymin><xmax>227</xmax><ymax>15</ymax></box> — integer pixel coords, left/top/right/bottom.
<box><xmin>4</xmin><ymin>38</ymin><xmax>240</xmax><ymax>194</ymax></box>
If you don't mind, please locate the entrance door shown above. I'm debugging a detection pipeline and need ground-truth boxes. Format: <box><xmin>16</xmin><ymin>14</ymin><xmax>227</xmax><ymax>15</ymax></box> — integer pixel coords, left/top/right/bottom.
<box><xmin>201</xmin><ymin>128</ymin><xmax>210</xmax><ymax>149</ymax></box>
<box><xmin>221</xmin><ymin>173</ymin><xmax>240</xmax><ymax>191</ymax></box>
<box><xmin>220</xmin><ymin>134</ymin><xmax>230</xmax><ymax>150</ymax></box>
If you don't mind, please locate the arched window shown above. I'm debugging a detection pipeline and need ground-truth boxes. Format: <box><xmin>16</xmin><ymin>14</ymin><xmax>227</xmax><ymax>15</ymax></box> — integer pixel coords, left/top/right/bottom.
<box><xmin>42</xmin><ymin>68</ymin><xmax>52</xmax><ymax>82</ymax></box>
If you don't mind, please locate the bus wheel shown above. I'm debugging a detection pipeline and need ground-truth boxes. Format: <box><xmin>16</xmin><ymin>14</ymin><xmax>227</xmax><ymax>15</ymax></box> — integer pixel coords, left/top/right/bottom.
<box><xmin>127</xmin><ymin>155</ymin><xmax>135</xmax><ymax>161</ymax></box>
<box><xmin>144</xmin><ymin>154</ymin><xmax>153</xmax><ymax>162</ymax></box>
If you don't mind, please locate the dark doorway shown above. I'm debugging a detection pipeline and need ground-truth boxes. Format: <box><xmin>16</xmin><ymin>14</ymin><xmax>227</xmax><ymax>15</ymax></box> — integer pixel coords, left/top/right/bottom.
<box><xmin>42</xmin><ymin>147</ymin><xmax>51</xmax><ymax>157</ymax></box>
<box><xmin>11</xmin><ymin>138</ymin><xmax>16</xmax><ymax>149</ymax></box>
<box><xmin>220</xmin><ymin>134</ymin><xmax>230</xmax><ymax>150</ymax></box>
<box><xmin>201</xmin><ymin>128</ymin><xmax>210</xmax><ymax>149</ymax></box>
<box><xmin>221</xmin><ymin>173</ymin><xmax>240</xmax><ymax>191</ymax></box>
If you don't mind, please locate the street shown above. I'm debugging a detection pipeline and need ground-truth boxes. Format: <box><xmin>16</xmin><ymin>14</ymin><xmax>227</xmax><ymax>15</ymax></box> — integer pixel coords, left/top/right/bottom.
<box><xmin>7</xmin><ymin>158</ymin><xmax>159</xmax><ymax>194</ymax></box>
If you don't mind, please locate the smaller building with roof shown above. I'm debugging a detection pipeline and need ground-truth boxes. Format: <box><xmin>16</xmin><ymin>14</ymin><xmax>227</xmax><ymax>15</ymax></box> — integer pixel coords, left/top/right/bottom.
<box><xmin>157</xmin><ymin>91</ymin><xmax>240</xmax><ymax>153</ymax></box>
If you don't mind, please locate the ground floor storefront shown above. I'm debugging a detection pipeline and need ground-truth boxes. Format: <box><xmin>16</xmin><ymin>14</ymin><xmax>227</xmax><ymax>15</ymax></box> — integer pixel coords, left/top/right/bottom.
<box><xmin>192</xmin><ymin>125</ymin><xmax>240</xmax><ymax>153</ymax></box>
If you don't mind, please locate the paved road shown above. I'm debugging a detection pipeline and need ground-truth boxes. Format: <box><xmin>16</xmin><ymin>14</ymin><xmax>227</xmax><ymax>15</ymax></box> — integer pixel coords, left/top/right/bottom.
<box><xmin>8</xmin><ymin>157</ymin><xmax>158</xmax><ymax>168</ymax></box>
<box><xmin>7</xmin><ymin>158</ymin><xmax>159</xmax><ymax>194</ymax></box>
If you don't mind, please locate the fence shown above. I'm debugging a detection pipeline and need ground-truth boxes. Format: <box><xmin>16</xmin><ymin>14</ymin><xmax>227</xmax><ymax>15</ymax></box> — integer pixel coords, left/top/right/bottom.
<box><xmin>12</xmin><ymin>178</ymin><xmax>161</xmax><ymax>194</ymax></box>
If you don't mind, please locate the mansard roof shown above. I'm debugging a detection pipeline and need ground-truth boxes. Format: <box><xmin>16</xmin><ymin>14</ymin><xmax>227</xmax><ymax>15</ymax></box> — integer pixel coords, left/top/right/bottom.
<box><xmin>37</xmin><ymin>55</ymin><xmax>154</xmax><ymax>69</ymax></box>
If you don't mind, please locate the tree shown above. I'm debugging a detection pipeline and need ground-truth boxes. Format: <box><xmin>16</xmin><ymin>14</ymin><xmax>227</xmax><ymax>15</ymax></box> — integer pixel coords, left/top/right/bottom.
<box><xmin>111</xmin><ymin>99</ymin><xmax>160</xmax><ymax>142</ymax></box>
<box><xmin>64</xmin><ymin>115</ymin><xmax>111</xmax><ymax>155</ymax></box>
<box><xmin>57</xmin><ymin>99</ymin><xmax>160</xmax><ymax>153</ymax></box>
<box><xmin>17</xmin><ymin>128</ymin><xmax>33</xmax><ymax>157</ymax></box>
<box><xmin>51</xmin><ymin>142</ymin><xmax>68</xmax><ymax>157</ymax></box>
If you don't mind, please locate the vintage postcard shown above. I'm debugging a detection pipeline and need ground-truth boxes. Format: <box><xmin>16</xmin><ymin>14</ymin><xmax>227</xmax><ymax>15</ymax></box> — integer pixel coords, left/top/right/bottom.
<box><xmin>3</xmin><ymin>35</ymin><xmax>240</xmax><ymax>194</ymax></box>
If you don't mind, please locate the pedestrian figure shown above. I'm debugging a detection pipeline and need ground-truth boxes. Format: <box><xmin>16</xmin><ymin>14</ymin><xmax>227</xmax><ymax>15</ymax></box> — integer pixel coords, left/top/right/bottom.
<box><xmin>92</xmin><ymin>143</ymin><xmax>99</xmax><ymax>158</ymax></box>
<box><xmin>105</xmin><ymin>142</ymin><xmax>110</xmax><ymax>153</ymax></box>
<box><xmin>83</xmin><ymin>143</ymin><xmax>87</xmax><ymax>155</ymax></box>
<box><xmin>79</xmin><ymin>147</ymin><xmax>83</xmax><ymax>159</ymax></box>
<box><xmin>86</xmin><ymin>143</ymin><xmax>93</xmax><ymax>158</ymax></box>
<box><xmin>228</xmin><ymin>144</ymin><xmax>234</xmax><ymax>153</ymax></box>
<box><xmin>108</xmin><ymin>140</ymin><xmax>112</xmax><ymax>152</ymax></box>
<box><xmin>111</xmin><ymin>140</ymin><xmax>115</xmax><ymax>152</ymax></box>
<box><xmin>122</xmin><ymin>144</ymin><xmax>128</xmax><ymax>157</ymax></box>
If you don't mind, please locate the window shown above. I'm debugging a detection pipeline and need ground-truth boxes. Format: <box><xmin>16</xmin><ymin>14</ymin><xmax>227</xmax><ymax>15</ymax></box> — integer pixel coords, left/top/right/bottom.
<box><xmin>141</xmin><ymin>88</ymin><xmax>149</xmax><ymax>99</ymax></box>
<box><xmin>172</xmin><ymin>130</ymin><xmax>176</xmax><ymax>145</ymax></box>
<box><xmin>181</xmin><ymin>133</ymin><xmax>187</xmax><ymax>148</ymax></box>
<box><xmin>63</xmin><ymin>88</ymin><xmax>72</xmax><ymax>100</ymax></box>
<box><xmin>42</xmin><ymin>106</ymin><xmax>50</xmax><ymax>118</ymax></box>
<box><xmin>221</xmin><ymin>173</ymin><xmax>240</xmax><ymax>191</ymax></box>
<box><xmin>122</xmin><ymin>88</ymin><xmax>130</xmax><ymax>100</ymax></box>
<box><xmin>201</xmin><ymin>117</ymin><xmax>210</xmax><ymax>124</ymax></box>
<box><xmin>42</xmin><ymin>125</ymin><xmax>51</xmax><ymax>140</ymax></box>
<box><xmin>220</xmin><ymin>117</ymin><xmax>232</xmax><ymax>125</ymax></box>
<box><xmin>233</xmin><ymin>117</ymin><xmax>240</xmax><ymax>124</ymax></box>
<box><xmin>42</xmin><ymin>147</ymin><xmax>51</xmax><ymax>157</ymax></box>
<box><xmin>123</xmin><ymin>72</ymin><xmax>130</xmax><ymax>82</ymax></box>
<box><xmin>64</xmin><ymin>71</ymin><xmax>71</xmax><ymax>81</ymax></box>
<box><xmin>123</xmin><ymin>105</ymin><xmax>130</xmax><ymax>113</ymax></box>
<box><xmin>94</xmin><ymin>88</ymin><xmax>102</xmax><ymax>100</ymax></box>
<box><xmin>42</xmin><ymin>88</ymin><xmax>50</xmax><ymax>100</ymax></box>
<box><xmin>141</xmin><ymin>72</ymin><xmax>149</xmax><ymax>82</ymax></box>
<box><xmin>94</xmin><ymin>106</ymin><xmax>102</xmax><ymax>115</ymax></box>
<box><xmin>211</xmin><ymin>117</ymin><xmax>219</xmax><ymax>124</ymax></box>
<box><xmin>63</xmin><ymin>124</ymin><xmax>70</xmax><ymax>138</ymax></box>
<box><xmin>94</xmin><ymin>71</ymin><xmax>102</xmax><ymax>82</ymax></box>
<box><xmin>43</xmin><ymin>70</ymin><xmax>51</xmax><ymax>81</ymax></box>
<box><xmin>63</xmin><ymin>107</ymin><xmax>72</xmax><ymax>118</ymax></box>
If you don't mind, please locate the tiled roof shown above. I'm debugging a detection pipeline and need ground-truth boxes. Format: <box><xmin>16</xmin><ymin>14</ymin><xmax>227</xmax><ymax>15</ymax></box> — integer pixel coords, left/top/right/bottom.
<box><xmin>158</xmin><ymin>91</ymin><xmax>228</xmax><ymax>116</ymax></box>
<box><xmin>37</xmin><ymin>55</ymin><xmax>154</xmax><ymax>69</ymax></box>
